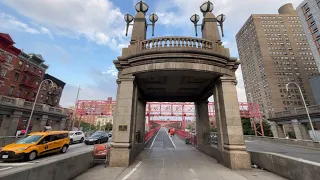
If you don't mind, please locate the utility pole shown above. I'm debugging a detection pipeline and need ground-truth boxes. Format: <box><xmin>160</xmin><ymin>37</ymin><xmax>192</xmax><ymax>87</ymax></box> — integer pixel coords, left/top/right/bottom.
<box><xmin>71</xmin><ymin>85</ymin><xmax>81</xmax><ymax>130</ymax></box>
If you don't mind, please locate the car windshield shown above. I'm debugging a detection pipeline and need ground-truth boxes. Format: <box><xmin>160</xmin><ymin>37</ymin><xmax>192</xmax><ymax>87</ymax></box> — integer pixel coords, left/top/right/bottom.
<box><xmin>90</xmin><ymin>133</ymin><xmax>102</xmax><ymax>138</ymax></box>
<box><xmin>70</xmin><ymin>132</ymin><xmax>74</xmax><ymax>135</ymax></box>
<box><xmin>16</xmin><ymin>135</ymin><xmax>43</xmax><ymax>144</ymax></box>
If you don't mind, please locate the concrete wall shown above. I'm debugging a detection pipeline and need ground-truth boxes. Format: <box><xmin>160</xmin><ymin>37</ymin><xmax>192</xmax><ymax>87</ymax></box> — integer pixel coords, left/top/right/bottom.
<box><xmin>0</xmin><ymin>149</ymin><xmax>92</xmax><ymax>180</ymax></box>
<box><xmin>244</xmin><ymin>135</ymin><xmax>320</xmax><ymax>150</ymax></box>
<box><xmin>249</xmin><ymin>151</ymin><xmax>320</xmax><ymax>180</ymax></box>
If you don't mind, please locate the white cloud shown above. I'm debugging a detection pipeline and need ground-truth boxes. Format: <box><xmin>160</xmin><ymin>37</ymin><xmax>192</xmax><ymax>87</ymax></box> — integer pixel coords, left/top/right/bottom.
<box><xmin>0</xmin><ymin>12</ymin><xmax>39</xmax><ymax>34</ymax></box>
<box><xmin>1</xmin><ymin>0</ymin><xmax>130</xmax><ymax>52</ymax></box>
<box><xmin>40</xmin><ymin>27</ymin><xmax>53</xmax><ymax>39</ymax></box>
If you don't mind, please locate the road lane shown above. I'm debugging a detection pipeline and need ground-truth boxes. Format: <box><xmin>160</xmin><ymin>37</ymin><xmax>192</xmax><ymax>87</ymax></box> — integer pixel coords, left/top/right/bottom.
<box><xmin>150</xmin><ymin>127</ymin><xmax>175</xmax><ymax>149</ymax></box>
<box><xmin>245</xmin><ymin>139</ymin><xmax>320</xmax><ymax>163</ymax></box>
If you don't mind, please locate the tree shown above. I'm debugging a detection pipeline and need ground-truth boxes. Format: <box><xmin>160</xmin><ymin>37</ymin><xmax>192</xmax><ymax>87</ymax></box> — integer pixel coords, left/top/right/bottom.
<box><xmin>242</xmin><ymin>118</ymin><xmax>255</xmax><ymax>135</ymax></box>
<box><xmin>241</xmin><ymin>118</ymin><xmax>273</xmax><ymax>137</ymax></box>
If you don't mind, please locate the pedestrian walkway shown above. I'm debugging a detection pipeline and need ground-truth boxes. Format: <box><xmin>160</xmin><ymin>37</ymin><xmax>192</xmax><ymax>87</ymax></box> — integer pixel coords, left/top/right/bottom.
<box><xmin>74</xmin><ymin>127</ymin><xmax>286</xmax><ymax>180</ymax></box>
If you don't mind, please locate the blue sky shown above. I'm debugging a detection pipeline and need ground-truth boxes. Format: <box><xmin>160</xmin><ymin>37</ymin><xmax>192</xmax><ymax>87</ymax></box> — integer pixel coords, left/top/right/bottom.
<box><xmin>0</xmin><ymin>0</ymin><xmax>302</xmax><ymax>107</ymax></box>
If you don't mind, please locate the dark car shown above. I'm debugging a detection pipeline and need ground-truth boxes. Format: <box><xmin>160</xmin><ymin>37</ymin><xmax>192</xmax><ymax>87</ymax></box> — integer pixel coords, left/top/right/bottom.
<box><xmin>108</xmin><ymin>131</ymin><xmax>112</xmax><ymax>138</ymax></box>
<box><xmin>84</xmin><ymin>131</ymin><xmax>109</xmax><ymax>145</ymax></box>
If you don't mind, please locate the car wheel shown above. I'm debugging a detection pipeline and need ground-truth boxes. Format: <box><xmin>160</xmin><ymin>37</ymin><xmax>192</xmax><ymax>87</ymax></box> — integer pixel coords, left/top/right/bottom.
<box><xmin>28</xmin><ymin>151</ymin><xmax>37</xmax><ymax>161</ymax></box>
<box><xmin>61</xmin><ymin>145</ymin><xmax>68</xmax><ymax>153</ymax></box>
<box><xmin>69</xmin><ymin>139</ymin><xmax>73</xmax><ymax>145</ymax></box>
<box><xmin>97</xmin><ymin>140</ymin><xmax>101</xmax><ymax>144</ymax></box>
<box><xmin>80</xmin><ymin>137</ymin><xmax>84</xmax><ymax>143</ymax></box>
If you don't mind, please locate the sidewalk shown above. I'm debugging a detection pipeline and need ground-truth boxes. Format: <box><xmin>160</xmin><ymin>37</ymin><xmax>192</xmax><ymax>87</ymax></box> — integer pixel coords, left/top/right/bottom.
<box><xmin>74</xmin><ymin>128</ymin><xmax>286</xmax><ymax>180</ymax></box>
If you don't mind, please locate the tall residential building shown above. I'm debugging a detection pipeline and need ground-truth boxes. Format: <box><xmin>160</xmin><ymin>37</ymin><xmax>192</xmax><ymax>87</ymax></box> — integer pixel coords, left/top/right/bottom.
<box><xmin>236</xmin><ymin>3</ymin><xmax>319</xmax><ymax>118</ymax></box>
<box><xmin>297</xmin><ymin>0</ymin><xmax>320</xmax><ymax>71</ymax></box>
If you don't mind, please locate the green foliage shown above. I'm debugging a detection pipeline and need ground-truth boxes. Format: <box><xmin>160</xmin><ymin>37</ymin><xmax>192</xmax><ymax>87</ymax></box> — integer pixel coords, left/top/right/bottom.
<box><xmin>256</xmin><ymin>120</ymin><xmax>273</xmax><ymax>137</ymax></box>
<box><xmin>210</xmin><ymin>126</ymin><xmax>217</xmax><ymax>132</ymax></box>
<box><xmin>241</xmin><ymin>118</ymin><xmax>255</xmax><ymax>135</ymax></box>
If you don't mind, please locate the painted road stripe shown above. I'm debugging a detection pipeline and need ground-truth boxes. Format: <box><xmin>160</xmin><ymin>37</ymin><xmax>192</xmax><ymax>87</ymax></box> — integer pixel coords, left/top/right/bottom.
<box><xmin>0</xmin><ymin>162</ymin><xmax>34</xmax><ymax>166</ymax></box>
<box><xmin>150</xmin><ymin>128</ymin><xmax>161</xmax><ymax>148</ymax></box>
<box><xmin>122</xmin><ymin>161</ymin><xmax>142</xmax><ymax>180</ymax></box>
<box><xmin>0</xmin><ymin>167</ymin><xmax>12</xmax><ymax>171</ymax></box>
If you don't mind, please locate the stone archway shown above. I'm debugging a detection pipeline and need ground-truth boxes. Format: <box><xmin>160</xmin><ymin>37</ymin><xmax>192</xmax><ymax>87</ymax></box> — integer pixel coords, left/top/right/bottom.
<box><xmin>109</xmin><ymin>3</ymin><xmax>251</xmax><ymax>170</ymax></box>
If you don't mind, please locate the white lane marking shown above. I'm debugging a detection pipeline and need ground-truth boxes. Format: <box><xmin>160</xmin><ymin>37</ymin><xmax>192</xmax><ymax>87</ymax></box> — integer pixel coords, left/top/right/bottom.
<box><xmin>121</xmin><ymin>161</ymin><xmax>142</xmax><ymax>180</ymax></box>
<box><xmin>150</xmin><ymin>128</ymin><xmax>161</xmax><ymax>148</ymax></box>
<box><xmin>0</xmin><ymin>162</ymin><xmax>34</xmax><ymax>166</ymax></box>
<box><xmin>0</xmin><ymin>167</ymin><xmax>12</xmax><ymax>171</ymax></box>
<box><xmin>166</xmin><ymin>129</ymin><xmax>176</xmax><ymax>148</ymax></box>
<box><xmin>189</xmin><ymin>168</ymin><xmax>199</xmax><ymax>180</ymax></box>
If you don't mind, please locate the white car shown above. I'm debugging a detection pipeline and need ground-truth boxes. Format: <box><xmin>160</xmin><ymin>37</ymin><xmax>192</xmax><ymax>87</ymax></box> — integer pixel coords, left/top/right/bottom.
<box><xmin>69</xmin><ymin>131</ymin><xmax>85</xmax><ymax>144</ymax></box>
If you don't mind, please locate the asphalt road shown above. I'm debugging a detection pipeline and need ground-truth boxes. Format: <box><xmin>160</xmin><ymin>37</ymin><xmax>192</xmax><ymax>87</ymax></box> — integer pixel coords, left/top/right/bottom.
<box><xmin>245</xmin><ymin>139</ymin><xmax>320</xmax><ymax>163</ymax></box>
<box><xmin>0</xmin><ymin>138</ymin><xmax>112</xmax><ymax>172</ymax></box>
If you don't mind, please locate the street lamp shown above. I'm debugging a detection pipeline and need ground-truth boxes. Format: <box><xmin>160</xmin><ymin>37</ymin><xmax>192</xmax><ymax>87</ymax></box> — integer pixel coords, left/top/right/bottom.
<box><xmin>24</xmin><ymin>79</ymin><xmax>55</xmax><ymax>137</ymax></box>
<box><xmin>124</xmin><ymin>1</ymin><xmax>159</xmax><ymax>36</ymax></box>
<box><xmin>190</xmin><ymin>1</ymin><xmax>226</xmax><ymax>37</ymax></box>
<box><xmin>286</xmin><ymin>82</ymin><xmax>318</xmax><ymax>142</ymax></box>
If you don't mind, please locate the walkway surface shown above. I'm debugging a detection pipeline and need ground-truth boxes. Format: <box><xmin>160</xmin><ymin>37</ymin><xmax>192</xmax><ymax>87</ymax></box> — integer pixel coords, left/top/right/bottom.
<box><xmin>245</xmin><ymin>139</ymin><xmax>320</xmax><ymax>163</ymax></box>
<box><xmin>74</xmin><ymin>127</ymin><xmax>286</xmax><ymax>180</ymax></box>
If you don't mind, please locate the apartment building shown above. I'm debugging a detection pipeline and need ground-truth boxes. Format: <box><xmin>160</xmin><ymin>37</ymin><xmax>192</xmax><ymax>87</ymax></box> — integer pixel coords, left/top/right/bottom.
<box><xmin>236</xmin><ymin>4</ymin><xmax>319</xmax><ymax>118</ymax></box>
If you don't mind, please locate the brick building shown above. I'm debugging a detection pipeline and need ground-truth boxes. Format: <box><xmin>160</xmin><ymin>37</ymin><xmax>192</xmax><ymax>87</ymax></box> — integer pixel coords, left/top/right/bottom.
<box><xmin>236</xmin><ymin>4</ymin><xmax>320</xmax><ymax>118</ymax></box>
<box><xmin>17</xmin><ymin>52</ymin><xmax>48</xmax><ymax>101</ymax></box>
<box><xmin>0</xmin><ymin>33</ymin><xmax>22</xmax><ymax>91</ymax></box>
<box><xmin>0</xmin><ymin>32</ymin><xmax>64</xmax><ymax>107</ymax></box>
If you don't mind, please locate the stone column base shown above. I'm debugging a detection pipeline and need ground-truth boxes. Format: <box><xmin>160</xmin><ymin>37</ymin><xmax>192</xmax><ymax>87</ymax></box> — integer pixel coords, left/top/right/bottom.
<box><xmin>222</xmin><ymin>150</ymin><xmax>251</xmax><ymax>170</ymax></box>
<box><xmin>109</xmin><ymin>148</ymin><xmax>132</xmax><ymax>167</ymax></box>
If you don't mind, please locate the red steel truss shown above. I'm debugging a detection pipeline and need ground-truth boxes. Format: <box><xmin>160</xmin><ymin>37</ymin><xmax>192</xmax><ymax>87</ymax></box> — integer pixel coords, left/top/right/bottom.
<box><xmin>75</xmin><ymin>100</ymin><xmax>264</xmax><ymax>136</ymax></box>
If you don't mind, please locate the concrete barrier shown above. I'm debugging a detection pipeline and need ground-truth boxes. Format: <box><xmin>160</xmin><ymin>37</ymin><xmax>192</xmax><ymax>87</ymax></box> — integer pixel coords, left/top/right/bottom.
<box><xmin>0</xmin><ymin>149</ymin><xmax>93</xmax><ymax>180</ymax></box>
<box><xmin>249</xmin><ymin>150</ymin><xmax>320</xmax><ymax>180</ymax></box>
<box><xmin>245</xmin><ymin>135</ymin><xmax>320</xmax><ymax>150</ymax></box>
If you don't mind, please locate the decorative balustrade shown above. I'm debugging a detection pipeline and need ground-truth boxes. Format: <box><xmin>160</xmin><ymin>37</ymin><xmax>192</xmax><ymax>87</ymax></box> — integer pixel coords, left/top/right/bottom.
<box><xmin>141</xmin><ymin>36</ymin><xmax>213</xmax><ymax>50</ymax></box>
<box><xmin>0</xmin><ymin>96</ymin><xmax>16</xmax><ymax>105</ymax></box>
<box><xmin>0</xmin><ymin>95</ymin><xmax>67</xmax><ymax>115</ymax></box>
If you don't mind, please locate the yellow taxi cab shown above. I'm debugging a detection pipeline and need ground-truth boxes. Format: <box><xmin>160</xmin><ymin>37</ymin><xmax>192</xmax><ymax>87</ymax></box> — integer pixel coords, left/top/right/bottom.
<box><xmin>0</xmin><ymin>131</ymin><xmax>70</xmax><ymax>161</ymax></box>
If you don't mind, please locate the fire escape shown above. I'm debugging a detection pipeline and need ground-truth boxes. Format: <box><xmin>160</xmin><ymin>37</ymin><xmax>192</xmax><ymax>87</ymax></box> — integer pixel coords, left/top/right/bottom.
<box><xmin>19</xmin><ymin>67</ymin><xmax>41</xmax><ymax>101</ymax></box>
<box><xmin>46</xmin><ymin>86</ymin><xmax>62</xmax><ymax>106</ymax></box>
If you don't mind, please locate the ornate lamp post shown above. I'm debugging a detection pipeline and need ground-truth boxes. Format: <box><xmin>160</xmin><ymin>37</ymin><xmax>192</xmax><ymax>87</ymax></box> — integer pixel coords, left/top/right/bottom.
<box><xmin>286</xmin><ymin>82</ymin><xmax>318</xmax><ymax>142</ymax></box>
<box><xmin>24</xmin><ymin>79</ymin><xmax>55</xmax><ymax>137</ymax></box>
<box><xmin>124</xmin><ymin>1</ymin><xmax>159</xmax><ymax>36</ymax></box>
<box><xmin>190</xmin><ymin>1</ymin><xmax>226</xmax><ymax>37</ymax></box>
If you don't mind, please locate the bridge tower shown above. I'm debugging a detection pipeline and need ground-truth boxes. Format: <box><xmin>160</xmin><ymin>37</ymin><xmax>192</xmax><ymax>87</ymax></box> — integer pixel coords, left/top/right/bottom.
<box><xmin>110</xmin><ymin>1</ymin><xmax>251</xmax><ymax>170</ymax></box>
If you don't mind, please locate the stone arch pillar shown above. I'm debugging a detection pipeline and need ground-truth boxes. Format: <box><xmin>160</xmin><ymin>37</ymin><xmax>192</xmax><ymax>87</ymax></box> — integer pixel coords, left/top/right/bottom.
<box><xmin>109</xmin><ymin>75</ymin><xmax>137</xmax><ymax>167</ymax></box>
<box><xmin>213</xmin><ymin>76</ymin><xmax>251</xmax><ymax>169</ymax></box>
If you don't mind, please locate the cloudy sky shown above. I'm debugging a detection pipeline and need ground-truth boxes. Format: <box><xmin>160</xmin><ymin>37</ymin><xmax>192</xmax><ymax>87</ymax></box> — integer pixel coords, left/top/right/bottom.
<box><xmin>0</xmin><ymin>0</ymin><xmax>302</xmax><ymax>107</ymax></box>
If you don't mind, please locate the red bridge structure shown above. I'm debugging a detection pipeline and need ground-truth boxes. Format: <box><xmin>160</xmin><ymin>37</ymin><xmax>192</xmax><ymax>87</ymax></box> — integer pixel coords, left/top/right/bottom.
<box><xmin>74</xmin><ymin>99</ymin><xmax>264</xmax><ymax>136</ymax></box>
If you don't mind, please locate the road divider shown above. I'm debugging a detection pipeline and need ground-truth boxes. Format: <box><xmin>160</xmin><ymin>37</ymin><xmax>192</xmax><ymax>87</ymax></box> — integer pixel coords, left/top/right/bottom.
<box><xmin>249</xmin><ymin>150</ymin><xmax>320</xmax><ymax>180</ymax></box>
<box><xmin>0</xmin><ymin>148</ymin><xmax>93</xmax><ymax>180</ymax></box>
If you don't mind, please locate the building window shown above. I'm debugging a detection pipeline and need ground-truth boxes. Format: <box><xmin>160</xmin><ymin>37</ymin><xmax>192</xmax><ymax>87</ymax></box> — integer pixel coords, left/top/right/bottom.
<box><xmin>17</xmin><ymin>89</ymin><xmax>22</xmax><ymax>97</ymax></box>
<box><xmin>18</xmin><ymin>61</ymin><xmax>24</xmax><ymax>69</ymax></box>
<box><xmin>6</xmin><ymin>55</ymin><xmax>13</xmax><ymax>63</ymax></box>
<box><xmin>1</xmin><ymin>68</ymin><xmax>7</xmax><ymax>77</ymax></box>
<box><xmin>8</xmin><ymin>86</ymin><xmax>14</xmax><ymax>95</ymax></box>
<box><xmin>14</xmin><ymin>73</ymin><xmax>19</xmax><ymax>81</ymax></box>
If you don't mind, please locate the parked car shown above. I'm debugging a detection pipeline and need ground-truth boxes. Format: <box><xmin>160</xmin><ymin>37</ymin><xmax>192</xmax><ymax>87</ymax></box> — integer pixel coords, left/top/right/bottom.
<box><xmin>84</xmin><ymin>131</ymin><xmax>109</xmax><ymax>145</ymax></box>
<box><xmin>0</xmin><ymin>131</ymin><xmax>70</xmax><ymax>162</ymax></box>
<box><xmin>69</xmin><ymin>131</ymin><xmax>85</xmax><ymax>144</ymax></box>
<box><xmin>108</xmin><ymin>131</ymin><xmax>112</xmax><ymax>138</ymax></box>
